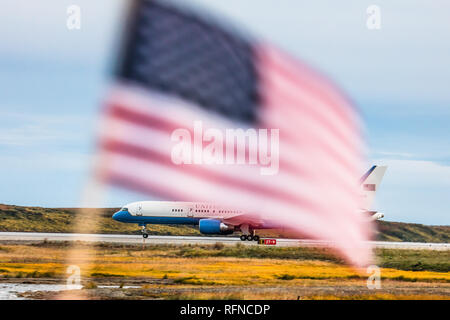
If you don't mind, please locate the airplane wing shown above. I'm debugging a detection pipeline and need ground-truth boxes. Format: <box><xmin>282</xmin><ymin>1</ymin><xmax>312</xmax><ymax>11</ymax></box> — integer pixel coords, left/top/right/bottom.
<box><xmin>222</xmin><ymin>213</ymin><xmax>275</xmax><ymax>229</ymax></box>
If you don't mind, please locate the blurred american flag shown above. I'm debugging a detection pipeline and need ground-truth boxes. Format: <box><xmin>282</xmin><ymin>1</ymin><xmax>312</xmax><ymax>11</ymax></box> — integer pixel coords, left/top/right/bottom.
<box><xmin>96</xmin><ymin>0</ymin><xmax>372</xmax><ymax>266</ymax></box>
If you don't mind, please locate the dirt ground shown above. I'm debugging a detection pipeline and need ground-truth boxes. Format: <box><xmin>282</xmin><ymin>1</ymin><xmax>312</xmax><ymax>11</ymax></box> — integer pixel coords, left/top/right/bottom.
<box><xmin>6</xmin><ymin>277</ymin><xmax>449</xmax><ymax>300</ymax></box>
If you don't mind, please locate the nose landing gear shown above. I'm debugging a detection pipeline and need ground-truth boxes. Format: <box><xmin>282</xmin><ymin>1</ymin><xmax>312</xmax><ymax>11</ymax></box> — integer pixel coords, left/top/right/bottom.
<box><xmin>141</xmin><ymin>225</ymin><xmax>148</xmax><ymax>238</ymax></box>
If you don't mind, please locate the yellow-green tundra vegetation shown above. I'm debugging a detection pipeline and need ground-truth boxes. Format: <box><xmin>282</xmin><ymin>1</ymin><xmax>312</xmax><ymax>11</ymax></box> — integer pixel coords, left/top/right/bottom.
<box><xmin>0</xmin><ymin>241</ymin><xmax>448</xmax><ymax>300</ymax></box>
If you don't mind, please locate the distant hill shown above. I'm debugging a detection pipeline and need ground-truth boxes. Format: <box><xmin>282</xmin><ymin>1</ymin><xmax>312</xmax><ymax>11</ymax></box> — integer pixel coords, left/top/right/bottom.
<box><xmin>0</xmin><ymin>204</ymin><xmax>199</xmax><ymax>236</ymax></box>
<box><xmin>0</xmin><ymin>204</ymin><xmax>448</xmax><ymax>243</ymax></box>
<box><xmin>376</xmin><ymin>220</ymin><xmax>449</xmax><ymax>243</ymax></box>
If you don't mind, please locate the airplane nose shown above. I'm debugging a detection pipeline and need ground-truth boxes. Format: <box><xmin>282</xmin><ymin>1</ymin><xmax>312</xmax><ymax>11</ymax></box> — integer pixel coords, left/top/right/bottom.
<box><xmin>112</xmin><ymin>210</ymin><xmax>126</xmax><ymax>222</ymax></box>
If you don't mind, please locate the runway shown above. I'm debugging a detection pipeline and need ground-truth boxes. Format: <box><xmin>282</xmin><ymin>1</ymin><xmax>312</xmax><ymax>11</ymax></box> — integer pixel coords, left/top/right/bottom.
<box><xmin>0</xmin><ymin>232</ymin><xmax>448</xmax><ymax>250</ymax></box>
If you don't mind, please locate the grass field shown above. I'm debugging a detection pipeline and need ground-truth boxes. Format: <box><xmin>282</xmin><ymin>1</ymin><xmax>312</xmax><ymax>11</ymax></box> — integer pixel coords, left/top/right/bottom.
<box><xmin>0</xmin><ymin>241</ymin><xmax>448</xmax><ymax>300</ymax></box>
<box><xmin>0</xmin><ymin>204</ymin><xmax>448</xmax><ymax>299</ymax></box>
<box><xmin>0</xmin><ymin>204</ymin><xmax>449</xmax><ymax>243</ymax></box>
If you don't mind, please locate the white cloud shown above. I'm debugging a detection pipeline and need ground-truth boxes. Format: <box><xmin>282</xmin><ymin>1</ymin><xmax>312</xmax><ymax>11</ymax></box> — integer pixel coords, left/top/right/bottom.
<box><xmin>0</xmin><ymin>111</ymin><xmax>92</xmax><ymax>146</ymax></box>
<box><xmin>373</xmin><ymin>158</ymin><xmax>450</xmax><ymax>187</ymax></box>
<box><xmin>373</xmin><ymin>151</ymin><xmax>415</xmax><ymax>158</ymax></box>
<box><xmin>368</xmin><ymin>158</ymin><xmax>449</xmax><ymax>224</ymax></box>
<box><xmin>0</xmin><ymin>152</ymin><xmax>92</xmax><ymax>172</ymax></box>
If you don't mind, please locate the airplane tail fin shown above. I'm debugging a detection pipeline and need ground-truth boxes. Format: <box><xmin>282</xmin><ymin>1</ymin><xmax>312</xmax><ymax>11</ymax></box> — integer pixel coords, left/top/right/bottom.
<box><xmin>360</xmin><ymin>165</ymin><xmax>387</xmax><ymax>211</ymax></box>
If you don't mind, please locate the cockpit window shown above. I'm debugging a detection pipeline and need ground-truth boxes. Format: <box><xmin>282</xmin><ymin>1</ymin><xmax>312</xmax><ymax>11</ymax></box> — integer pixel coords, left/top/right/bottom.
<box><xmin>121</xmin><ymin>207</ymin><xmax>128</xmax><ymax>212</ymax></box>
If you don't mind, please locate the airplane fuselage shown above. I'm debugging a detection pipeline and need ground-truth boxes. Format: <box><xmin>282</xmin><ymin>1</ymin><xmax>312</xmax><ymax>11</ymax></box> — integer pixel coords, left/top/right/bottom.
<box><xmin>113</xmin><ymin>201</ymin><xmax>243</xmax><ymax>225</ymax></box>
<box><xmin>113</xmin><ymin>201</ymin><xmax>259</xmax><ymax>240</ymax></box>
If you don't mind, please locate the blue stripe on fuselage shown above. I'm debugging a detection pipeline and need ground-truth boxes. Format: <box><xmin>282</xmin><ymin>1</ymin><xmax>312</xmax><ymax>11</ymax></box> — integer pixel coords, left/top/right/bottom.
<box><xmin>112</xmin><ymin>210</ymin><xmax>200</xmax><ymax>225</ymax></box>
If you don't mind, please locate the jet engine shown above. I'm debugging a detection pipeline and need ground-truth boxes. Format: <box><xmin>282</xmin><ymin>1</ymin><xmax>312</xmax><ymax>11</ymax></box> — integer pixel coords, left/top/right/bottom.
<box><xmin>371</xmin><ymin>212</ymin><xmax>385</xmax><ymax>220</ymax></box>
<box><xmin>199</xmin><ymin>219</ymin><xmax>234</xmax><ymax>235</ymax></box>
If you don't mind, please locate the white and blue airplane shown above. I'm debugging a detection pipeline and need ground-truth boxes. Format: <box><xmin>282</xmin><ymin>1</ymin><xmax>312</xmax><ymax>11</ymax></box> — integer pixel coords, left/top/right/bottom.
<box><xmin>113</xmin><ymin>166</ymin><xmax>387</xmax><ymax>241</ymax></box>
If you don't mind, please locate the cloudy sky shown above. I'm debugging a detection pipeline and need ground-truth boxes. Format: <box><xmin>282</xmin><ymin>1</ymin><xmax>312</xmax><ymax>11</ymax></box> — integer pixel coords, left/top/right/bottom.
<box><xmin>0</xmin><ymin>0</ymin><xmax>449</xmax><ymax>225</ymax></box>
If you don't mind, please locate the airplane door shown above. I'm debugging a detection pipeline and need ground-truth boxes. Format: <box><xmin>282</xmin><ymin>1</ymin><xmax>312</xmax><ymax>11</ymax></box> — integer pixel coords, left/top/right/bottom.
<box><xmin>136</xmin><ymin>204</ymin><xmax>143</xmax><ymax>216</ymax></box>
<box><xmin>187</xmin><ymin>208</ymin><xmax>194</xmax><ymax>218</ymax></box>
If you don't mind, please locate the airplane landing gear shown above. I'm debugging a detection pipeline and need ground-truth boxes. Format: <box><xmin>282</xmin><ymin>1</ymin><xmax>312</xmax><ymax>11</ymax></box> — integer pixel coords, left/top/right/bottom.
<box><xmin>240</xmin><ymin>224</ymin><xmax>257</xmax><ymax>241</ymax></box>
<box><xmin>240</xmin><ymin>231</ymin><xmax>259</xmax><ymax>242</ymax></box>
<box><xmin>141</xmin><ymin>225</ymin><xmax>148</xmax><ymax>238</ymax></box>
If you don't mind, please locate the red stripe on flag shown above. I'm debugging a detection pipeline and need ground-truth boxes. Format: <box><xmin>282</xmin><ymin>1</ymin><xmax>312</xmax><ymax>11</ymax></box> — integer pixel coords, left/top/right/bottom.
<box><xmin>100</xmin><ymin>138</ymin><xmax>322</xmax><ymax>214</ymax></box>
<box><xmin>259</xmin><ymin>45</ymin><xmax>361</xmax><ymax>131</ymax></box>
<box><xmin>105</xmin><ymin>99</ymin><xmax>359</xmax><ymax>194</ymax></box>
